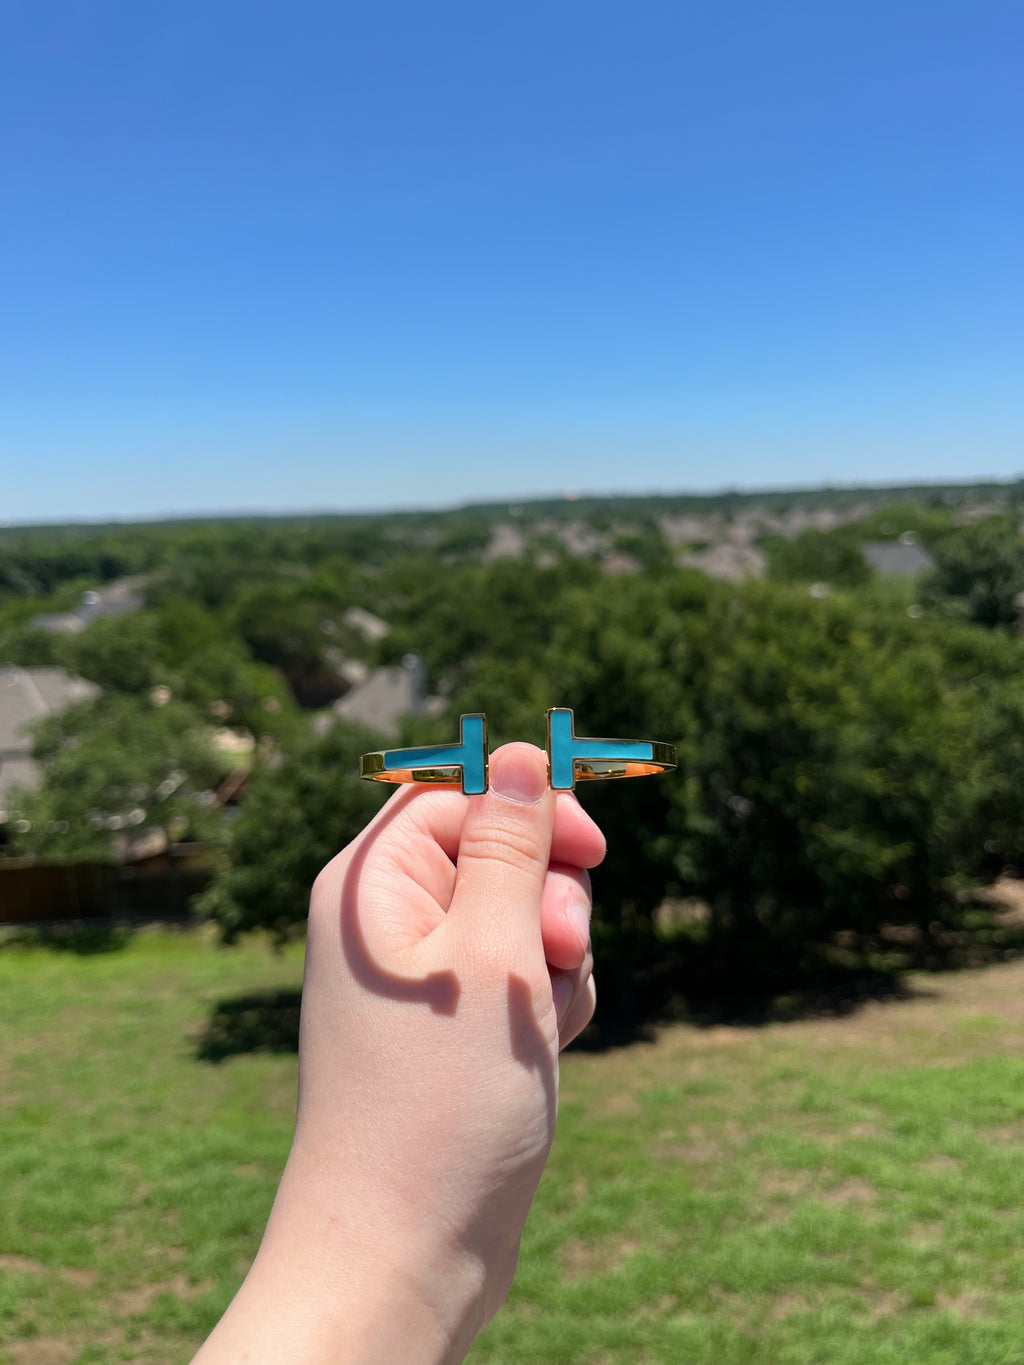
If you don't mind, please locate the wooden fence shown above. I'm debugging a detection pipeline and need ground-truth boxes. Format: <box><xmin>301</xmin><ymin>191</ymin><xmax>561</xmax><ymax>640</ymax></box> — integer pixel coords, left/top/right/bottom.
<box><xmin>0</xmin><ymin>850</ymin><xmax>212</xmax><ymax>925</ymax></box>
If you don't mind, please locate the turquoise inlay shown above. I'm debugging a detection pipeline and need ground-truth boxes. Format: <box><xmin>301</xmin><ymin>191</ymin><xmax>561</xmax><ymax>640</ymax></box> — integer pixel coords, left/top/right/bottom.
<box><xmin>548</xmin><ymin>709</ymin><xmax>654</xmax><ymax>790</ymax></box>
<box><xmin>382</xmin><ymin>714</ymin><xmax>487</xmax><ymax>794</ymax></box>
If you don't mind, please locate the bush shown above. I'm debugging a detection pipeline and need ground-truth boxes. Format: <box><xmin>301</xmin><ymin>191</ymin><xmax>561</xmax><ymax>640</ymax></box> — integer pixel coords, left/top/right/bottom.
<box><xmin>197</xmin><ymin>722</ymin><xmax>386</xmax><ymax>944</ymax></box>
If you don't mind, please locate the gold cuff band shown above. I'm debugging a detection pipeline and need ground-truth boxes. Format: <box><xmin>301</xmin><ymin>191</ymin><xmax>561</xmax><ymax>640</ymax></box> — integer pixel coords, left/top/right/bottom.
<box><xmin>359</xmin><ymin>755</ymin><xmax>470</xmax><ymax>787</ymax></box>
<box><xmin>569</xmin><ymin>742</ymin><xmax>678</xmax><ymax>784</ymax></box>
<box><xmin>358</xmin><ymin>711</ymin><xmax>675</xmax><ymax>795</ymax></box>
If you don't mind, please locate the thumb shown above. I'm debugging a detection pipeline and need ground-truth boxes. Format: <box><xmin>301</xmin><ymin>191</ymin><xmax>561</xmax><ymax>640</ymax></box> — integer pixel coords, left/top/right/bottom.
<box><xmin>448</xmin><ymin>742</ymin><xmax>556</xmax><ymax>957</ymax></box>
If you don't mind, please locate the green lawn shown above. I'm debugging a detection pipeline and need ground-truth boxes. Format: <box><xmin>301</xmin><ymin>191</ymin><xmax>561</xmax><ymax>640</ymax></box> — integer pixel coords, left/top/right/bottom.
<box><xmin>3</xmin><ymin>930</ymin><xmax>1024</xmax><ymax>1364</ymax></box>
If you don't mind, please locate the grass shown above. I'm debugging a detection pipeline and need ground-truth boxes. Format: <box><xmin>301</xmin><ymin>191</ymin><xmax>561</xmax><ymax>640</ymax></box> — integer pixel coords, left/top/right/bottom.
<box><xmin>3</xmin><ymin>931</ymin><xmax>1024</xmax><ymax>1363</ymax></box>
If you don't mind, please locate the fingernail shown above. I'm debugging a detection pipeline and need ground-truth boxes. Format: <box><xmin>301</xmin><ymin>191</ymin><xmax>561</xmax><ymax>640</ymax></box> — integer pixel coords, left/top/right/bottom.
<box><xmin>490</xmin><ymin>746</ymin><xmax>546</xmax><ymax>805</ymax></box>
<box><xmin>552</xmin><ymin>974</ymin><xmax>573</xmax><ymax>1024</ymax></box>
<box><xmin>565</xmin><ymin>894</ymin><xmax>591</xmax><ymax>952</ymax></box>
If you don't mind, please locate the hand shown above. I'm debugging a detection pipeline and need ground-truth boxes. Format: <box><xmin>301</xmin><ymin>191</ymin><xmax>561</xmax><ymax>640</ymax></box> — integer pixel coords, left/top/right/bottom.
<box><xmin>193</xmin><ymin>742</ymin><xmax>604</xmax><ymax>1365</ymax></box>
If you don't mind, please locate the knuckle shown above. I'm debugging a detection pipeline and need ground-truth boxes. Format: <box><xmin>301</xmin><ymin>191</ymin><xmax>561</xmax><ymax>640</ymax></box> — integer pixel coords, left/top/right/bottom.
<box><xmin>458</xmin><ymin>822</ymin><xmax>546</xmax><ymax>878</ymax></box>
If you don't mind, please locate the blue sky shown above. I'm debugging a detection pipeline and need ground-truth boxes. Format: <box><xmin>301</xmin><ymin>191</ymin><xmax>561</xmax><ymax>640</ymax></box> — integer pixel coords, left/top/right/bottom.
<box><xmin>2</xmin><ymin>0</ymin><xmax>1021</xmax><ymax>522</ymax></box>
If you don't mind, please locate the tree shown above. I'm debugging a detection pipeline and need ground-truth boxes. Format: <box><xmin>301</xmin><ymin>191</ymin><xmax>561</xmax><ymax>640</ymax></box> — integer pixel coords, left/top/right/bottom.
<box><xmin>6</xmin><ymin>695</ymin><xmax>230</xmax><ymax>863</ymax></box>
<box><xmin>762</xmin><ymin>528</ymin><xmax>872</xmax><ymax>587</ymax></box>
<box><xmin>10</xmin><ymin>508</ymin><xmax>1021</xmax><ymax>1022</ymax></box>
<box><xmin>197</xmin><ymin>721</ymin><xmax>387</xmax><ymax>944</ymax></box>
<box><xmin>444</xmin><ymin>569</ymin><xmax>1024</xmax><ymax>991</ymax></box>
<box><xmin>921</xmin><ymin>516</ymin><xmax>1024</xmax><ymax>628</ymax></box>
<box><xmin>149</xmin><ymin>597</ymin><xmax>295</xmax><ymax>732</ymax></box>
<box><xmin>378</xmin><ymin>554</ymin><xmax>602</xmax><ymax>693</ymax></box>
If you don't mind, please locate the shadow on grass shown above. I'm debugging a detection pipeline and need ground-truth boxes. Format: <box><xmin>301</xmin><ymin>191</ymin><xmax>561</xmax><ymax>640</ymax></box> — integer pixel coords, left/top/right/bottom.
<box><xmin>191</xmin><ymin>911</ymin><xmax>1024</xmax><ymax>1061</ymax></box>
<box><xmin>196</xmin><ymin>988</ymin><xmax>303</xmax><ymax>1063</ymax></box>
<box><xmin>0</xmin><ymin>921</ymin><xmax>135</xmax><ymax>954</ymax></box>
<box><xmin>576</xmin><ymin>915</ymin><xmax>1024</xmax><ymax>1052</ymax></box>
<box><xmin>576</xmin><ymin>947</ymin><xmax>918</xmax><ymax>1052</ymax></box>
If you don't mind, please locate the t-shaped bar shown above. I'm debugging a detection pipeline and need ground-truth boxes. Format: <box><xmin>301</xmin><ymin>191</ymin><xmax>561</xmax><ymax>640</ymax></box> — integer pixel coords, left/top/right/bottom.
<box><xmin>362</xmin><ymin>713</ymin><xmax>489</xmax><ymax>794</ymax></box>
<box><xmin>546</xmin><ymin>708</ymin><xmax>673</xmax><ymax>790</ymax></box>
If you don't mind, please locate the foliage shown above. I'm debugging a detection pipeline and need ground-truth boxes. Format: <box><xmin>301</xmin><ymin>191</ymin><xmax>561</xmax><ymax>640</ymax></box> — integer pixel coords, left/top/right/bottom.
<box><xmin>762</xmin><ymin>528</ymin><xmax>872</xmax><ymax>586</ymax></box>
<box><xmin>378</xmin><ymin>554</ymin><xmax>603</xmax><ymax>689</ymax></box>
<box><xmin>196</xmin><ymin>722</ymin><xmax>386</xmax><ymax>944</ymax></box>
<box><xmin>148</xmin><ymin>597</ymin><xmax>296</xmax><ymax>733</ymax></box>
<box><xmin>441</xmin><ymin>571</ymin><xmax>1024</xmax><ymax>985</ymax></box>
<box><xmin>68</xmin><ymin>613</ymin><xmax>167</xmax><ymax>693</ymax></box>
<box><xmin>845</xmin><ymin>501</ymin><xmax>955</xmax><ymax>547</ymax></box>
<box><xmin>921</xmin><ymin>515</ymin><xmax>1024</xmax><ymax>628</ymax></box>
<box><xmin>4</xmin><ymin>497</ymin><xmax>1024</xmax><ymax>1000</ymax></box>
<box><xmin>0</xmin><ymin>599</ymin><xmax>296</xmax><ymax>736</ymax></box>
<box><xmin>6</xmin><ymin>695</ymin><xmax>230</xmax><ymax>862</ymax></box>
<box><xmin>434</xmin><ymin>515</ymin><xmax>493</xmax><ymax>558</ymax></box>
<box><xmin>0</xmin><ymin>529</ymin><xmax>158</xmax><ymax>602</ymax></box>
<box><xmin>761</xmin><ymin>501</ymin><xmax>959</xmax><ymax>590</ymax></box>
<box><xmin>229</xmin><ymin>581</ymin><xmax>340</xmax><ymax>683</ymax></box>
<box><xmin>610</xmin><ymin>518</ymin><xmax>674</xmax><ymax>571</ymax></box>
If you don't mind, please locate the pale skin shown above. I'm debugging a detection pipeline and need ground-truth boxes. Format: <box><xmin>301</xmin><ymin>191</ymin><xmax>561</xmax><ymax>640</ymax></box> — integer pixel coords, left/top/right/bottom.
<box><xmin>193</xmin><ymin>741</ymin><xmax>604</xmax><ymax>1365</ymax></box>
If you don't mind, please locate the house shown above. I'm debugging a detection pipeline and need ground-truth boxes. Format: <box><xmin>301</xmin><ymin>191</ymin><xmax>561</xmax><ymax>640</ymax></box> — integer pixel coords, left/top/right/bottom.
<box><xmin>0</xmin><ymin>665</ymin><xmax>101</xmax><ymax>814</ymax></box>
<box><xmin>680</xmin><ymin>543</ymin><xmax>767</xmax><ymax>583</ymax></box>
<box><xmin>331</xmin><ymin>654</ymin><xmax>444</xmax><ymax>740</ymax></box>
<box><xmin>483</xmin><ymin>523</ymin><xmax>528</xmax><ymax>562</ymax></box>
<box><xmin>30</xmin><ymin>577</ymin><xmax>146</xmax><ymax>634</ymax></box>
<box><xmin>601</xmin><ymin>552</ymin><xmax>641</xmax><ymax>576</ymax></box>
<box><xmin>341</xmin><ymin>606</ymin><xmax>391</xmax><ymax>643</ymax></box>
<box><xmin>861</xmin><ymin>537</ymin><xmax>935</xmax><ymax>577</ymax></box>
<box><xmin>0</xmin><ymin>665</ymin><xmax>233</xmax><ymax>923</ymax></box>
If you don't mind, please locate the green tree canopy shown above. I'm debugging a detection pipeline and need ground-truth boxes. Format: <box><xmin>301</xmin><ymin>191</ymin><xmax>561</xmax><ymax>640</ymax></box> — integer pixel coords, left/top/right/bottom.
<box><xmin>6</xmin><ymin>695</ymin><xmax>230</xmax><ymax>863</ymax></box>
<box><xmin>921</xmin><ymin>516</ymin><xmax>1024</xmax><ymax>628</ymax></box>
<box><xmin>447</xmin><ymin>571</ymin><xmax>1024</xmax><ymax>967</ymax></box>
<box><xmin>762</xmin><ymin>527</ymin><xmax>872</xmax><ymax>587</ymax></box>
<box><xmin>197</xmin><ymin>722</ymin><xmax>386</xmax><ymax>944</ymax></box>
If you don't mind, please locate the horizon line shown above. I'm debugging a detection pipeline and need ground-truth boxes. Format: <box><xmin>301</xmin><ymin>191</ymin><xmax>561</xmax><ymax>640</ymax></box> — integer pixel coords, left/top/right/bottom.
<box><xmin>1</xmin><ymin>474</ymin><xmax>1019</xmax><ymax>533</ymax></box>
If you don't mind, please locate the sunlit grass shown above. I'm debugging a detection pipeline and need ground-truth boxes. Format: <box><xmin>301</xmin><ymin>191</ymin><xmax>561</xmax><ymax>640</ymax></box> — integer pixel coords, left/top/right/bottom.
<box><xmin>0</xmin><ymin>929</ymin><xmax>301</xmax><ymax>1364</ymax></box>
<box><xmin>3</xmin><ymin>930</ymin><xmax>1024</xmax><ymax>1363</ymax></box>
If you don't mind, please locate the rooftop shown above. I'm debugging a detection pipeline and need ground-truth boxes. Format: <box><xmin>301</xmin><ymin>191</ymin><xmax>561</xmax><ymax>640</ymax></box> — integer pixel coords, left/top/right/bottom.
<box><xmin>332</xmin><ymin>656</ymin><xmax>443</xmax><ymax>739</ymax></box>
<box><xmin>30</xmin><ymin>578</ymin><xmax>146</xmax><ymax>634</ymax></box>
<box><xmin>861</xmin><ymin>540</ymin><xmax>936</xmax><ymax>577</ymax></box>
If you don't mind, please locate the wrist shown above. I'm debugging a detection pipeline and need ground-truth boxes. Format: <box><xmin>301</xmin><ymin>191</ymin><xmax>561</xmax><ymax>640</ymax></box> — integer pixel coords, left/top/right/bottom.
<box><xmin>269</xmin><ymin>1158</ymin><xmax>488</xmax><ymax>1365</ymax></box>
<box><xmin>194</xmin><ymin>1146</ymin><xmax>489</xmax><ymax>1365</ymax></box>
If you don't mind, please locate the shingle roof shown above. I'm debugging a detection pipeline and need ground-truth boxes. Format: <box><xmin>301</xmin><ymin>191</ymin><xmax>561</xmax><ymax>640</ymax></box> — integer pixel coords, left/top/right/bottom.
<box><xmin>331</xmin><ymin>657</ymin><xmax>443</xmax><ymax>739</ymax></box>
<box><xmin>30</xmin><ymin>578</ymin><xmax>145</xmax><ymax>634</ymax></box>
<box><xmin>333</xmin><ymin>666</ymin><xmax>419</xmax><ymax>739</ymax></box>
<box><xmin>861</xmin><ymin>541</ymin><xmax>935</xmax><ymax>576</ymax></box>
